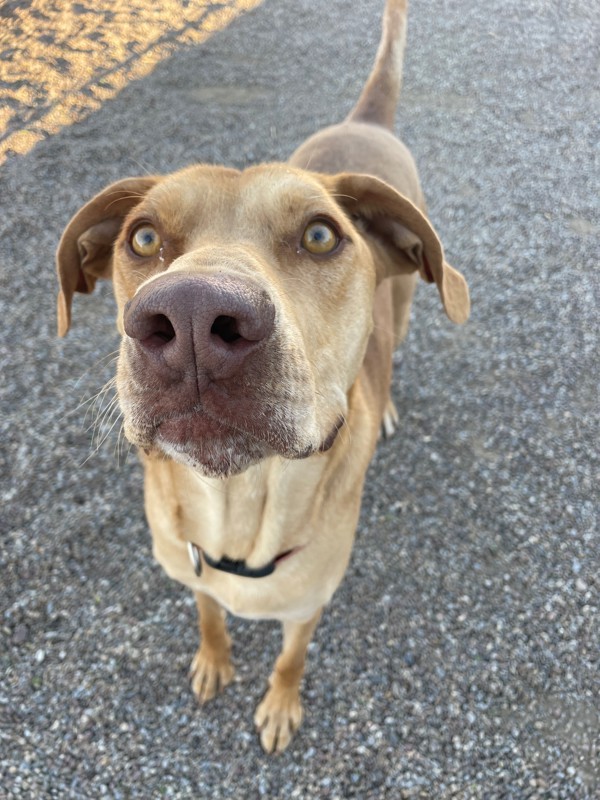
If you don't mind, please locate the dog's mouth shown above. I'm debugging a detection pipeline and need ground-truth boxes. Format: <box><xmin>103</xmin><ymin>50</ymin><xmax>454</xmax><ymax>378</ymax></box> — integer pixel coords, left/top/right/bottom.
<box><xmin>133</xmin><ymin>406</ymin><xmax>345</xmax><ymax>478</ymax></box>
<box><xmin>153</xmin><ymin>409</ymin><xmax>274</xmax><ymax>477</ymax></box>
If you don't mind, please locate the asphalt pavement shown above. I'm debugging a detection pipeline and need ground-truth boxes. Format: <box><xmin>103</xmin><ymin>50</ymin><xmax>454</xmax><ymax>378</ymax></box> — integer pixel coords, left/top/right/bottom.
<box><xmin>1</xmin><ymin>0</ymin><xmax>598</xmax><ymax>797</ymax></box>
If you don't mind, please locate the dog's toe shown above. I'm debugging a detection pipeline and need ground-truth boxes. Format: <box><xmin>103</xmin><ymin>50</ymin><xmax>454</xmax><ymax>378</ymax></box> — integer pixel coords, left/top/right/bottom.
<box><xmin>189</xmin><ymin>647</ymin><xmax>235</xmax><ymax>704</ymax></box>
<box><xmin>381</xmin><ymin>397</ymin><xmax>400</xmax><ymax>439</ymax></box>
<box><xmin>254</xmin><ymin>686</ymin><xmax>303</xmax><ymax>753</ymax></box>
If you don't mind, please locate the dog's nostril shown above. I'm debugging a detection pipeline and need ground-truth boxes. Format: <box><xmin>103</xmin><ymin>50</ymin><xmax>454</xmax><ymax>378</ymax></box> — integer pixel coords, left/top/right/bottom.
<box><xmin>211</xmin><ymin>315</ymin><xmax>242</xmax><ymax>344</ymax></box>
<box><xmin>142</xmin><ymin>314</ymin><xmax>176</xmax><ymax>348</ymax></box>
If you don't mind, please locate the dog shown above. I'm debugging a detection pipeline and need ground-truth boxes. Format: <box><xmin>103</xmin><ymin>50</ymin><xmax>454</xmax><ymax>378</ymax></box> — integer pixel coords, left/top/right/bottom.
<box><xmin>56</xmin><ymin>0</ymin><xmax>469</xmax><ymax>753</ymax></box>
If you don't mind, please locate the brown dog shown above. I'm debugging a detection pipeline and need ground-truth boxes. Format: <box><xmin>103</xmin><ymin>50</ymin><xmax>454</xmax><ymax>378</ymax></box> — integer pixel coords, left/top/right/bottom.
<box><xmin>56</xmin><ymin>0</ymin><xmax>469</xmax><ymax>752</ymax></box>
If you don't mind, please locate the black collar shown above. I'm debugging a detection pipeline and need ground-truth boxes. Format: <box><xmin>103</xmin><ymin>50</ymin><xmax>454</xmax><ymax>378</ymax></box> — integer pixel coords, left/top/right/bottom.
<box><xmin>187</xmin><ymin>542</ymin><xmax>276</xmax><ymax>579</ymax></box>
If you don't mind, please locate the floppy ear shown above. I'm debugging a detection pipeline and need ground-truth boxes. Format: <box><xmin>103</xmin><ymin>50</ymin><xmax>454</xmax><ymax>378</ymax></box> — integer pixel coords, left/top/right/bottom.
<box><xmin>324</xmin><ymin>173</ymin><xmax>470</xmax><ymax>324</ymax></box>
<box><xmin>56</xmin><ymin>176</ymin><xmax>159</xmax><ymax>336</ymax></box>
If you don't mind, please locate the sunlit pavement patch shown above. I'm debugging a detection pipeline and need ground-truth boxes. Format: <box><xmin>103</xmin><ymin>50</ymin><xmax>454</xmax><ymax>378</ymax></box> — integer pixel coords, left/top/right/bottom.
<box><xmin>0</xmin><ymin>0</ymin><xmax>263</xmax><ymax>164</ymax></box>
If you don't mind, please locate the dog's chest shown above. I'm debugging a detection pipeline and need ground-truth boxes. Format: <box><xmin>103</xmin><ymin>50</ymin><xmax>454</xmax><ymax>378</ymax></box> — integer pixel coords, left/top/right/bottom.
<box><xmin>146</xmin><ymin>455</ymin><xmax>327</xmax><ymax>565</ymax></box>
<box><xmin>143</xmin><ymin>454</ymin><xmax>357</xmax><ymax>620</ymax></box>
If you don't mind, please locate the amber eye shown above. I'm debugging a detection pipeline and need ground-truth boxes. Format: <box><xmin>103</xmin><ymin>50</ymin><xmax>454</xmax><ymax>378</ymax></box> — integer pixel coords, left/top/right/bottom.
<box><xmin>301</xmin><ymin>219</ymin><xmax>339</xmax><ymax>255</ymax></box>
<box><xmin>130</xmin><ymin>224</ymin><xmax>162</xmax><ymax>257</ymax></box>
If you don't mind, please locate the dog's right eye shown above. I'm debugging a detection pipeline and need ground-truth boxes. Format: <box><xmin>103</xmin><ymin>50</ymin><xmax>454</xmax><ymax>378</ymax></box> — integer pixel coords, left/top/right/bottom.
<box><xmin>301</xmin><ymin>219</ymin><xmax>340</xmax><ymax>256</ymax></box>
<box><xmin>130</xmin><ymin>224</ymin><xmax>162</xmax><ymax>257</ymax></box>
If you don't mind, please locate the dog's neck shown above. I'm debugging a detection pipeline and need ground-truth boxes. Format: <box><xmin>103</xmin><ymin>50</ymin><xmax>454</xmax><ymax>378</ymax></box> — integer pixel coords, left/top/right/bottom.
<box><xmin>166</xmin><ymin>450</ymin><xmax>331</xmax><ymax>567</ymax></box>
<box><xmin>160</xmin><ymin>381</ymin><xmax>374</xmax><ymax>568</ymax></box>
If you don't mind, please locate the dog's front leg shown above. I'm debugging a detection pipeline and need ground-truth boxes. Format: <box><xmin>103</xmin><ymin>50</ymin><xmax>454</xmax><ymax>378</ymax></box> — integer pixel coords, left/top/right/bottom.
<box><xmin>189</xmin><ymin>591</ymin><xmax>235</xmax><ymax>703</ymax></box>
<box><xmin>254</xmin><ymin>609</ymin><xmax>322</xmax><ymax>753</ymax></box>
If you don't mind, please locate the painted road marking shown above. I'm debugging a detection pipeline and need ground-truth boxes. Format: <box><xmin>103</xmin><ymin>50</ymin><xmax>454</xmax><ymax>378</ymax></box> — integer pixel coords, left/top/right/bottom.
<box><xmin>0</xmin><ymin>0</ymin><xmax>263</xmax><ymax>164</ymax></box>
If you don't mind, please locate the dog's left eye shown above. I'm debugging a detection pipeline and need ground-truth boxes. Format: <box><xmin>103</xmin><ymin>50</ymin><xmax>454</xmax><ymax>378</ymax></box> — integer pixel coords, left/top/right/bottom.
<box><xmin>130</xmin><ymin>224</ymin><xmax>162</xmax><ymax>257</ymax></box>
<box><xmin>301</xmin><ymin>220</ymin><xmax>340</xmax><ymax>255</ymax></box>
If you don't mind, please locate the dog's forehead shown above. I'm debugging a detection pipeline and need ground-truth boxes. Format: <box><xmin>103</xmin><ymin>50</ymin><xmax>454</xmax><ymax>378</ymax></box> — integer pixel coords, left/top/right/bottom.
<box><xmin>143</xmin><ymin>164</ymin><xmax>338</xmax><ymax>236</ymax></box>
<box><xmin>239</xmin><ymin>165</ymin><xmax>335</xmax><ymax>217</ymax></box>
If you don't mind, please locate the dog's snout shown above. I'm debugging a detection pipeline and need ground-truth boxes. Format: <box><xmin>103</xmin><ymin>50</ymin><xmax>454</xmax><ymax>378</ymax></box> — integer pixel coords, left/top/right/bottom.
<box><xmin>123</xmin><ymin>274</ymin><xmax>275</xmax><ymax>381</ymax></box>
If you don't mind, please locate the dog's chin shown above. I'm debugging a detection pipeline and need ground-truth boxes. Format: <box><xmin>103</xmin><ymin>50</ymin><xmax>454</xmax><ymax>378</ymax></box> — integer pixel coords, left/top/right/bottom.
<box><xmin>148</xmin><ymin>412</ymin><xmax>276</xmax><ymax>478</ymax></box>
<box><xmin>153</xmin><ymin>436</ymin><xmax>262</xmax><ymax>478</ymax></box>
<box><xmin>126</xmin><ymin>410</ymin><xmax>345</xmax><ymax>479</ymax></box>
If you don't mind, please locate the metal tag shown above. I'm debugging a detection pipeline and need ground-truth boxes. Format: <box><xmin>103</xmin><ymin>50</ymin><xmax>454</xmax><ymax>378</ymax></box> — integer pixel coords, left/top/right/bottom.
<box><xmin>187</xmin><ymin>542</ymin><xmax>202</xmax><ymax>577</ymax></box>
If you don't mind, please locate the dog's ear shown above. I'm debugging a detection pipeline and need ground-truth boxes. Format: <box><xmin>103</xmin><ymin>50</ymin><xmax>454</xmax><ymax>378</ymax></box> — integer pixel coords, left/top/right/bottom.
<box><xmin>324</xmin><ymin>173</ymin><xmax>470</xmax><ymax>324</ymax></box>
<box><xmin>56</xmin><ymin>176</ymin><xmax>159</xmax><ymax>336</ymax></box>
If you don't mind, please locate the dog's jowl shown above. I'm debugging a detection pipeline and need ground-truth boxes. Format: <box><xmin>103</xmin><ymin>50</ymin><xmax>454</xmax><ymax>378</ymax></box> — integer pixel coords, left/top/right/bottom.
<box><xmin>57</xmin><ymin>0</ymin><xmax>469</xmax><ymax>753</ymax></box>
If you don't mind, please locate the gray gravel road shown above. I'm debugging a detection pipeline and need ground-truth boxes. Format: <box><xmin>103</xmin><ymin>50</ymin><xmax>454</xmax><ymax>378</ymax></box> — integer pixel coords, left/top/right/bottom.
<box><xmin>1</xmin><ymin>0</ymin><xmax>599</xmax><ymax>797</ymax></box>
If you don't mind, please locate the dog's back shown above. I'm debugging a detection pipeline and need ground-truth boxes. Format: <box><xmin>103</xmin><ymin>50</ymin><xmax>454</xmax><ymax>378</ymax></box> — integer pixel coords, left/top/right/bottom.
<box><xmin>291</xmin><ymin>0</ymin><xmax>427</xmax><ymax>411</ymax></box>
<box><xmin>290</xmin><ymin>0</ymin><xmax>423</xmax><ymax>209</ymax></box>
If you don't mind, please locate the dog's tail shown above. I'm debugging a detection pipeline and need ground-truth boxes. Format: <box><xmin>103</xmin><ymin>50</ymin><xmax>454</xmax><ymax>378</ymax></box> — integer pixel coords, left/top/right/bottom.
<box><xmin>346</xmin><ymin>0</ymin><xmax>408</xmax><ymax>130</ymax></box>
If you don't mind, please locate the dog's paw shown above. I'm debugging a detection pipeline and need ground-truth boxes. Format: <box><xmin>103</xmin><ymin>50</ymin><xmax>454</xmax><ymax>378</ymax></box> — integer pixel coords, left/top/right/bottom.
<box><xmin>254</xmin><ymin>685</ymin><xmax>303</xmax><ymax>753</ymax></box>
<box><xmin>381</xmin><ymin>397</ymin><xmax>400</xmax><ymax>439</ymax></box>
<box><xmin>189</xmin><ymin>647</ymin><xmax>234</xmax><ymax>704</ymax></box>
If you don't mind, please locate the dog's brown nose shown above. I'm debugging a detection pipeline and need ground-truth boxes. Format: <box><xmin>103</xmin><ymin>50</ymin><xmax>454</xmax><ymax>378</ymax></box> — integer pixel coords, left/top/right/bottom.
<box><xmin>123</xmin><ymin>274</ymin><xmax>275</xmax><ymax>385</ymax></box>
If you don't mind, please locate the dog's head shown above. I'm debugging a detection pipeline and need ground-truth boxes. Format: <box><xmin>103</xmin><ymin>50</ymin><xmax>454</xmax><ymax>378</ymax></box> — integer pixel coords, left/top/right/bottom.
<box><xmin>57</xmin><ymin>164</ymin><xmax>469</xmax><ymax>477</ymax></box>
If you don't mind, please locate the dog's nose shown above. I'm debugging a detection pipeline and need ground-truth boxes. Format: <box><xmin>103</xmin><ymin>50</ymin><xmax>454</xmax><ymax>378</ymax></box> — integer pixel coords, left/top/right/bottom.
<box><xmin>123</xmin><ymin>274</ymin><xmax>275</xmax><ymax>383</ymax></box>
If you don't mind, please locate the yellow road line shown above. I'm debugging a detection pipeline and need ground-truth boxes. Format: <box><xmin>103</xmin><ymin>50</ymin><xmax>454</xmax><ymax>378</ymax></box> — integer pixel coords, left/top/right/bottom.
<box><xmin>0</xmin><ymin>0</ymin><xmax>263</xmax><ymax>165</ymax></box>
